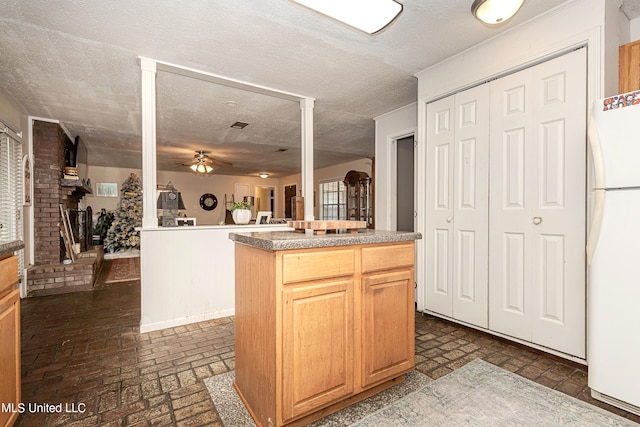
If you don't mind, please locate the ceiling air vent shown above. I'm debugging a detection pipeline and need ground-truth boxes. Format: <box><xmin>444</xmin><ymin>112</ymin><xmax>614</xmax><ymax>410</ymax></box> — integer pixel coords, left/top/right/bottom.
<box><xmin>230</xmin><ymin>121</ymin><xmax>249</xmax><ymax>129</ymax></box>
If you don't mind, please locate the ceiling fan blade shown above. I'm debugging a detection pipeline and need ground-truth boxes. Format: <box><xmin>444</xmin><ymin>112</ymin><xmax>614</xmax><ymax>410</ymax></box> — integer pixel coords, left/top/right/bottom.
<box><xmin>209</xmin><ymin>158</ymin><xmax>233</xmax><ymax>166</ymax></box>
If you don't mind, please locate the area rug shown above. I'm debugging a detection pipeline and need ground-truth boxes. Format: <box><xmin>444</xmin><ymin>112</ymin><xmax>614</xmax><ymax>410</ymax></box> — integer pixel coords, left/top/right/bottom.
<box><xmin>206</xmin><ymin>360</ymin><xmax>638</xmax><ymax>426</ymax></box>
<box><xmin>105</xmin><ymin>256</ymin><xmax>140</xmax><ymax>283</ymax></box>
<box><xmin>351</xmin><ymin>359</ymin><xmax>637</xmax><ymax>427</ymax></box>
<box><xmin>204</xmin><ymin>370</ymin><xmax>433</xmax><ymax>427</ymax></box>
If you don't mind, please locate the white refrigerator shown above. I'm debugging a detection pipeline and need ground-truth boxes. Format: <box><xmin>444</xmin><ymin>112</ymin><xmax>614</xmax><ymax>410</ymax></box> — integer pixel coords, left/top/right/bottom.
<box><xmin>587</xmin><ymin>90</ymin><xmax>640</xmax><ymax>415</ymax></box>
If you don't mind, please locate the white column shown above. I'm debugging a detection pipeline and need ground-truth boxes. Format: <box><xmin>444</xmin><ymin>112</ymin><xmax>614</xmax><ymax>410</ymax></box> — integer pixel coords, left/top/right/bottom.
<box><xmin>300</xmin><ymin>98</ymin><xmax>314</xmax><ymax>221</ymax></box>
<box><xmin>140</xmin><ymin>58</ymin><xmax>158</xmax><ymax>228</ymax></box>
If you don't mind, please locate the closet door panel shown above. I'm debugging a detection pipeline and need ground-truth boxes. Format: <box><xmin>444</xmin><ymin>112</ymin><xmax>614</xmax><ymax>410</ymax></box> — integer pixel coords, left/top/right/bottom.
<box><xmin>530</xmin><ymin>49</ymin><xmax>586</xmax><ymax>358</ymax></box>
<box><xmin>426</xmin><ymin>96</ymin><xmax>455</xmax><ymax>316</ymax></box>
<box><xmin>452</xmin><ymin>85</ymin><xmax>490</xmax><ymax>328</ymax></box>
<box><xmin>489</xmin><ymin>67</ymin><xmax>535</xmax><ymax>342</ymax></box>
<box><xmin>489</xmin><ymin>49</ymin><xmax>586</xmax><ymax>357</ymax></box>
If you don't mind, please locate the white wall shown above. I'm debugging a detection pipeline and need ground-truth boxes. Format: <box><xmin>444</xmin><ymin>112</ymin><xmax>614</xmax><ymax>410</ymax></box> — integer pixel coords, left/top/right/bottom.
<box><xmin>373</xmin><ymin>103</ymin><xmax>417</xmax><ymax>231</ymax></box>
<box><xmin>632</xmin><ymin>16</ymin><xmax>640</xmax><ymax>41</ymax></box>
<box><xmin>140</xmin><ymin>223</ymin><xmax>292</xmax><ymax>332</ymax></box>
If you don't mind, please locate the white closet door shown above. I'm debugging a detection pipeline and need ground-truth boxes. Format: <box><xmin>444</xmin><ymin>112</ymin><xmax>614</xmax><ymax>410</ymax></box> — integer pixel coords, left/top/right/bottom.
<box><xmin>425</xmin><ymin>85</ymin><xmax>490</xmax><ymax>327</ymax></box>
<box><xmin>426</xmin><ymin>96</ymin><xmax>455</xmax><ymax>317</ymax></box>
<box><xmin>489</xmin><ymin>48</ymin><xmax>586</xmax><ymax>357</ymax></box>
<box><xmin>452</xmin><ymin>85</ymin><xmax>490</xmax><ymax>327</ymax></box>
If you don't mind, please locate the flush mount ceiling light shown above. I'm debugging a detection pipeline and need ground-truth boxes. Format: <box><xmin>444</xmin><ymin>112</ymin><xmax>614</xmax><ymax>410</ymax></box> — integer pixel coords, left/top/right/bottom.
<box><xmin>259</xmin><ymin>173</ymin><xmax>269</xmax><ymax>178</ymax></box>
<box><xmin>291</xmin><ymin>0</ymin><xmax>403</xmax><ymax>34</ymax></box>
<box><xmin>471</xmin><ymin>0</ymin><xmax>525</xmax><ymax>25</ymax></box>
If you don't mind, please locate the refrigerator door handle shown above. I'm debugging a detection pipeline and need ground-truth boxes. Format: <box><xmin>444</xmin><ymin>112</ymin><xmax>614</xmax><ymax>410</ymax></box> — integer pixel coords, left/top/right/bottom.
<box><xmin>587</xmin><ymin>189</ymin><xmax>605</xmax><ymax>265</ymax></box>
<box><xmin>587</xmin><ymin>116</ymin><xmax>605</xmax><ymax>190</ymax></box>
<box><xmin>586</xmin><ymin>116</ymin><xmax>606</xmax><ymax>266</ymax></box>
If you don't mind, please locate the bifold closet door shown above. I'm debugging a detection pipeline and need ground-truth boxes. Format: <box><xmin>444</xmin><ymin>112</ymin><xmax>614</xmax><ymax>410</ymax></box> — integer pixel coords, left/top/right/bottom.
<box><xmin>425</xmin><ymin>84</ymin><xmax>490</xmax><ymax>327</ymax></box>
<box><xmin>488</xmin><ymin>48</ymin><xmax>586</xmax><ymax>358</ymax></box>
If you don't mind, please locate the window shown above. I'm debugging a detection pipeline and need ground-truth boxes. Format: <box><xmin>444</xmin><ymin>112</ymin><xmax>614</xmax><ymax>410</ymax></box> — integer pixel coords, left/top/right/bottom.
<box><xmin>0</xmin><ymin>128</ymin><xmax>24</xmax><ymax>279</ymax></box>
<box><xmin>319</xmin><ymin>179</ymin><xmax>346</xmax><ymax>220</ymax></box>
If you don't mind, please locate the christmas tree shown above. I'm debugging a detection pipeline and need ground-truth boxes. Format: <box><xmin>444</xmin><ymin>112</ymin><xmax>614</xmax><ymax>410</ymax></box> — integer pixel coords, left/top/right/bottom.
<box><xmin>104</xmin><ymin>173</ymin><xmax>143</xmax><ymax>253</ymax></box>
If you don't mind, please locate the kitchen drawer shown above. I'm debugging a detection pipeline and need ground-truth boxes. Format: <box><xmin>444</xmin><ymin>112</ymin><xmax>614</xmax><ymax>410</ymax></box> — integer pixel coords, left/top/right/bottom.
<box><xmin>0</xmin><ymin>255</ymin><xmax>18</xmax><ymax>296</ymax></box>
<box><xmin>362</xmin><ymin>243</ymin><xmax>414</xmax><ymax>273</ymax></box>
<box><xmin>282</xmin><ymin>249</ymin><xmax>355</xmax><ymax>284</ymax></box>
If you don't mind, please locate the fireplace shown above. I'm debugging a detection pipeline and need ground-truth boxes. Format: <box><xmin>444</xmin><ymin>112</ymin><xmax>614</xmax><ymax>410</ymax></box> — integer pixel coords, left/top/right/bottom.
<box><xmin>26</xmin><ymin>120</ymin><xmax>103</xmax><ymax>296</ymax></box>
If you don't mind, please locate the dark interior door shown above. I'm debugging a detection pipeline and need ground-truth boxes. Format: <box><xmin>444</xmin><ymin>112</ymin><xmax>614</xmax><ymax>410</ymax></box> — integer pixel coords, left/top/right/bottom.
<box><xmin>396</xmin><ymin>136</ymin><xmax>414</xmax><ymax>231</ymax></box>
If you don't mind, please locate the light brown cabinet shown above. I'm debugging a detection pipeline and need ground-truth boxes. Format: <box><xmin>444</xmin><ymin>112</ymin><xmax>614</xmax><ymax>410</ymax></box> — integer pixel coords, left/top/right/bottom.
<box><xmin>0</xmin><ymin>255</ymin><xmax>20</xmax><ymax>427</ymax></box>
<box><xmin>619</xmin><ymin>40</ymin><xmax>640</xmax><ymax>93</ymax></box>
<box><xmin>234</xmin><ymin>241</ymin><xmax>415</xmax><ymax>427</ymax></box>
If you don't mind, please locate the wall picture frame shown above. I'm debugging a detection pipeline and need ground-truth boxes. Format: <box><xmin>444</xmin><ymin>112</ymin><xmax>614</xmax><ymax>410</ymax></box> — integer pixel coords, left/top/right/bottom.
<box><xmin>257</xmin><ymin>211</ymin><xmax>272</xmax><ymax>225</ymax></box>
<box><xmin>96</xmin><ymin>182</ymin><xmax>118</xmax><ymax>197</ymax></box>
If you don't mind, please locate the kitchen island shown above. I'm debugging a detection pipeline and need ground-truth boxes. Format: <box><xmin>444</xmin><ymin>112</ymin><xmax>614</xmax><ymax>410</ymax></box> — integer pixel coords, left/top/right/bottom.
<box><xmin>229</xmin><ymin>230</ymin><xmax>421</xmax><ymax>427</ymax></box>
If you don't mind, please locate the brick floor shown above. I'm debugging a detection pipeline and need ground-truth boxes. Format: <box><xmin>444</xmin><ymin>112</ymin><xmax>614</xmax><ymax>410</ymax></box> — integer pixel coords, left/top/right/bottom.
<box><xmin>15</xmin><ymin>259</ymin><xmax>640</xmax><ymax>426</ymax></box>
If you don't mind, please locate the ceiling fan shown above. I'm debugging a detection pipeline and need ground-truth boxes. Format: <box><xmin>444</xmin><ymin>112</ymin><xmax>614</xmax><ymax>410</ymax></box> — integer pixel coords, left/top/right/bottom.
<box><xmin>177</xmin><ymin>150</ymin><xmax>232</xmax><ymax>174</ymax></box>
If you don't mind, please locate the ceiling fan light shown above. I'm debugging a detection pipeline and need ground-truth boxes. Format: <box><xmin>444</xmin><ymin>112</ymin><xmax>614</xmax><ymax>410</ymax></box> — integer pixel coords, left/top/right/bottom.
<box><xmin>472</xmin><ymin>0</ymin><xmax>525</xmax><ymax>25</ymax></box>
<box><xmin>190</xmin><ymin>164</ymin><xmax>197</xmax><ymax>172</ymax></box>
<box><xmin>292</xmin><ymin>0</ymin><xmax>403</xmax><ymax>34</ymax></box>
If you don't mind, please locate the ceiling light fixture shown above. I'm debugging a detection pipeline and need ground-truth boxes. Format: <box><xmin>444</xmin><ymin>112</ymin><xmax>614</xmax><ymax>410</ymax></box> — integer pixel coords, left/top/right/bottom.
<box><xmin>190</xmin><ymin>163</ymin><xmax>214</xmax><ymax>174</ymax></box>
<box><xmin>471</xmin><ymin>0</ymin><xmax>525</xmax><ymax>25</ymax></box>
<box><xmin>259</xmin><ymin>173</ymin><xmax>269</xmax><ymax>179</ymax></box>
<box><xmin>291</xmin><ymin>0</ymin><xmax>403</xmax><ymax>34</ymax></box>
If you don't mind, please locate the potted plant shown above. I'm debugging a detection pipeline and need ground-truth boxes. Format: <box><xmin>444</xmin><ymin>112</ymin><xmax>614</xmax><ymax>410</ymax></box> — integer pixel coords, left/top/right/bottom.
<box><xmin>93</xmin><ymin>208</ymin><xmax>115</xmax><ymax>245</ymax></box>
<box><xmin>229</xmin><ymin>200</ymin><xmax>252</xmax><ymax>224</ymax></box>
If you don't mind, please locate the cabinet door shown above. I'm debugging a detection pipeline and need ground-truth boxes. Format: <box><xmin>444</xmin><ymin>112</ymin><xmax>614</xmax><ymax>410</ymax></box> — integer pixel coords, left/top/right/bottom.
<box><xmin>619</xmin><ymin>40</ymin><xmax>640</xmax><ymax>93</ymax></box>
<box><xmin>0</xmin><ymin>288</ymin><xmax>20</xmax><ymax>427</ymax></box>
<box><xmin>361</xmin><ymin>269</ymin><xmax>414</xmax><ymax>388</ymax></box>
<box><xmin>281</xmin><ymin>279</ymin><xmax>354</xmax><ymax>422</ymax></box>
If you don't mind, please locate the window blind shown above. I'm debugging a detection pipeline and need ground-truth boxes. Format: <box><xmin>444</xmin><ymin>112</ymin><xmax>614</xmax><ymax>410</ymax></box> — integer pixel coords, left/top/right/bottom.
<box><xmin>0</xmin><ymin>129</ymin><xmax>24</xmax><ymax>278</ymax></box>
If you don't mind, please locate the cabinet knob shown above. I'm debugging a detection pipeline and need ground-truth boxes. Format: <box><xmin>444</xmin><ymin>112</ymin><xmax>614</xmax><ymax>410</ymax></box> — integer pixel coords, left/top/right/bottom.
<box><xmin>446</xmin><ymin>217</ymin><xmax>453</xmax><ymax>223</ymax></box>
<box><xmin>533</xmin><ymin>216</ymin><xmax>543</xmax><ymax>225</ymax></box>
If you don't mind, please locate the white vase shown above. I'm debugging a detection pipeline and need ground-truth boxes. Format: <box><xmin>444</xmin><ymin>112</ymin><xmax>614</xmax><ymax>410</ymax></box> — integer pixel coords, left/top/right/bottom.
<box><xmin>232</xmin><ymin>209</ymin><xmax>252</xmax><ymax>225</ymax></box>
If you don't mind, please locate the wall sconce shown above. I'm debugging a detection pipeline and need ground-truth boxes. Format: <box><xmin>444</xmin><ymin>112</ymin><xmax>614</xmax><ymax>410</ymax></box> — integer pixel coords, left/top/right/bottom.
<box><xmin>471</xmin><ymin>0</ymin><xmax>525</xmax><ymax>25</ymax></box>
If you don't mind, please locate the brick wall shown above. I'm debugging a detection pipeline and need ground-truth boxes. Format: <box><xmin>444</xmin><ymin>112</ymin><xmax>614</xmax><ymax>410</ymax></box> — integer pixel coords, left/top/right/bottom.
<box><xmin>28</xmin><ymin>120</ymin><xmax>103</xmax><ymax>296</ymax></box>
<box><xmin>32</xmin><ymin>120</ymin><xmax>67</xmax><ymax>264</ymax></box>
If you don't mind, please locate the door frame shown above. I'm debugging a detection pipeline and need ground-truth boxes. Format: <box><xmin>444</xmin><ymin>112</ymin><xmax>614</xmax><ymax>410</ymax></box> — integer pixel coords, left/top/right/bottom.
<box><xmin>388</xmin><ymin>132</ymin><xmax>416</xmax><ymax>232</ymax></box>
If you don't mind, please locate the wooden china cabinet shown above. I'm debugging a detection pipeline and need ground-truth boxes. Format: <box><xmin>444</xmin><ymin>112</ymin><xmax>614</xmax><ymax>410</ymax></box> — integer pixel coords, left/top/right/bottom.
<box><xmin>343</xmin><ymin>170</ymin><xmax>373</xmax><ymax>228</ymax></box>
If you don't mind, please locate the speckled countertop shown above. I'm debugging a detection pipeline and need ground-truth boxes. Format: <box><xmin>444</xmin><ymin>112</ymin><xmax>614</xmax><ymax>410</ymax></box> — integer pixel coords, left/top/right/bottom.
<box><xmin>0</xmin><ymin>240</ymin><xmax>24</xmax><ymax>258</ymax></box>
<box><xmin>229</xmin><ymin>230</ymin><xmax>421</xmax><ymax>251</ymax></box>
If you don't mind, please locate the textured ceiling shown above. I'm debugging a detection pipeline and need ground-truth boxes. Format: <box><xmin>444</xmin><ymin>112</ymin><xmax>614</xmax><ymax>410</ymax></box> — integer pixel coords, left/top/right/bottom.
<box><xmin>0</xmin><ymin>0</ymin><xmax>632</xmax><ymax>177</ymax></box>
